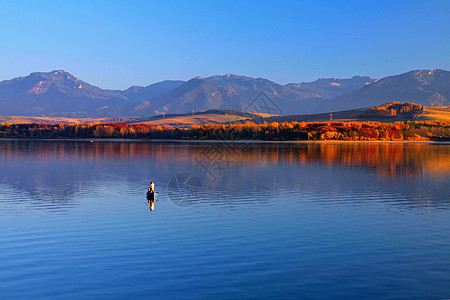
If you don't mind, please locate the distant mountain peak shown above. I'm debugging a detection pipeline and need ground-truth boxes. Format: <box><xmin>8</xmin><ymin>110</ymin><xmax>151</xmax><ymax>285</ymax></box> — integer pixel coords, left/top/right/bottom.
<box><xmin>51</xmin><ymin>70</ymin><xmax>68</xmax><ymax>74</ymax></box>
<box><xmin>306</xmin><ymin>75</ymin><xmax>374</xmax><ymax>83</ymax></box>
<box><xmin>24</xmin><ymin>70</ymin><xmax>90</xmax><ymax>94</ymax></box>
<box><xmin>323</xmin><ymin>69</ymin><xmax>450</xmax><ymax>112</ymax></box>
<box><xmin>207</xmin><ymin>74</ymin><xmax>254</xmax><ymax>81</ymax></box>
<box><xmin>285</xmin><ymin>75</ymin><xmax>376</xmax><ymax>101</ymax></box>
<box><xmin>30</xmin><ymin>70</ymin><xmax>71</xmax><ymax>77</ymax></box>
<box><xmin>0</xmin><ymin>70</ymin><xmax>130</xmax><ymax>117</ymax></box>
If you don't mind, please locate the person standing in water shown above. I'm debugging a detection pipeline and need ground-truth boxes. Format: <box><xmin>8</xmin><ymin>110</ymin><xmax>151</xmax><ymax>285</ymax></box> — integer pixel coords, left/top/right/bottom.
<box><xmin>147</xmin><ymin>181</ymin><xmax>156</xmax><ymax>211</ymax></box>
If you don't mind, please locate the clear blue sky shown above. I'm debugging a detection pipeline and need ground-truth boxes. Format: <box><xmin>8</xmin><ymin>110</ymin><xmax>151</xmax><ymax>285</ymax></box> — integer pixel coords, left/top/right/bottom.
<box><xmin>0</xmin><ymin>0</ymin><xmax>448</xmax><ymax>89</ymax></box>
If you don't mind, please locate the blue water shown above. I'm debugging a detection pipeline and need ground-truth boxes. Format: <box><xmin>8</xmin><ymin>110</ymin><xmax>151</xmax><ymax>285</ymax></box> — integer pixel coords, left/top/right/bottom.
<box><xmin>0</xmin><ymin>141</ymin><xmax>449</xmax><ymax>299</ymax></box>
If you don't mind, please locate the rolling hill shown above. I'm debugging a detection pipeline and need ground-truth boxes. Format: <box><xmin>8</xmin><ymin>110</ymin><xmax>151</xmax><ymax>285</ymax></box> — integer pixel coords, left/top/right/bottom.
<box><xmin>133</xmin><ymin>111</ymin><xmax>257</xmax><ymax>128</ymax></box>
<box><xmin>263</xmin><ymin>105</ymin><xmax>449</xmax><ymax>123</ymax></box>
<box><xmin>2</xmin><ymin>105</ymin><xmax>448</xmax><ymax>126</ymax></box>
<box><xmin>0</xmin><ymin>116</ymin><xmax>139</xmax><ymax>125</ymax></box>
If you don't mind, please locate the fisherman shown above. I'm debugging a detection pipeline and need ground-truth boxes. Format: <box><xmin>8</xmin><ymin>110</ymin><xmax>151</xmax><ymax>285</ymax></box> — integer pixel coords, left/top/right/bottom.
<box><xmin>149</xmin><ymin>181</ymin><xmax>155</xmax><ymax>194</ymax></box>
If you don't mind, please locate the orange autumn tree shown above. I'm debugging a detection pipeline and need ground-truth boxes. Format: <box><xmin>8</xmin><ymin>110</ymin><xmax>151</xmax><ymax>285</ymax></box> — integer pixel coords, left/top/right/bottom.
<box><xmin>364</xmin><ymin>102</ymin><xmax>423</xmax><ymax>117</ymax></box>
<box><xmin>0</xmin><ymin>120</ymin><xmax>449</xmax><ymax>141</ymax></box>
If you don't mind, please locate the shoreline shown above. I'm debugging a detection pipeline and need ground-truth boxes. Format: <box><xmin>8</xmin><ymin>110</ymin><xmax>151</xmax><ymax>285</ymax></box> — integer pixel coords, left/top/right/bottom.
<box><xmin>0</xmin><ymin>138</ymin><xmax>449</xmax><ymax>145</ymax></box>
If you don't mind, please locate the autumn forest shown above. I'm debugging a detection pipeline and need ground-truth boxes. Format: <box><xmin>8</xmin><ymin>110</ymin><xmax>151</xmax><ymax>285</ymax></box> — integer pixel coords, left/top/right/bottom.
<box><xmin>0</xmin><ymin>120</ymin><xmax>449</xmax><ymax>141</ymax></box>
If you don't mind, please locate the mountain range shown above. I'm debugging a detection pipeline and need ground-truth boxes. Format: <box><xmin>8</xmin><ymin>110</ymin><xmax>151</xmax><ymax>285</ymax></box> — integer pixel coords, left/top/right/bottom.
<box><xmin>321</xmin><ymin>69</ymin><xmax>450</xmax><ymax>112</ymax></box>
<box><xmin>0</xmin><ymin>69</ymin><xmax>448</xmax><ymax>117</ymax></box>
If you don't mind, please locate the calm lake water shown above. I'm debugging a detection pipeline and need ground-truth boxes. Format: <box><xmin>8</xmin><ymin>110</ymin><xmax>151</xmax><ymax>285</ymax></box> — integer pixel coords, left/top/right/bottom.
<box><xmin>0</xmin><ymin>140</ymin><xmax>449</xmax><ymax>299</ymax></box>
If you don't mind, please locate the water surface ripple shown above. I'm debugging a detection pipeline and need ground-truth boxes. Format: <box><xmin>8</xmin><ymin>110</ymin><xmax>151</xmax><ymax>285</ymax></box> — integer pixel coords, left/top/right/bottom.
<box><xmin>0</xmin><ymin>141</ymin><xmax>449</xmax><ymax>298</ymax></box>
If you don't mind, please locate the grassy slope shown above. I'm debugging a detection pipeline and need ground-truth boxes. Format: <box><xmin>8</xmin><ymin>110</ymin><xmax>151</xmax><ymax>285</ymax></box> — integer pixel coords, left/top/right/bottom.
<box><xmin>0</xmin><ymin>116</ymin><xmax>138</xmax><ymax>125</ymax></box>
<box><xmin>134</xmin><ymin>114</ymin><xmax>251</xmax><ymax>127</ymax></box>
<box><xmin>264</xmin><ymin>108</ymin><xmax>365</xmax><ymax>123</ymax></box>
<box><xmin>133</xmin><ymin>106</ymin><xmax>450</xmax><ymax>127</ymax></box>
<box><xmin>264</xmin><ymin>106</ymin><xmax>450</xmax><ymax>123</ymax></box>
<box><xmin>419</xmin><ymin>106</ymin><xmax>450</xmax><ymax>121</ymax></box>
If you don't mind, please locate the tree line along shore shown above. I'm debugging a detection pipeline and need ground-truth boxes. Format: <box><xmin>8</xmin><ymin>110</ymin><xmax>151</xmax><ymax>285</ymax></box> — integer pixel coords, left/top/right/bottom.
<box><xmin>0</xmin><ymin>120</ymin><xmax>449</xmax><ymax>141</ymax></box>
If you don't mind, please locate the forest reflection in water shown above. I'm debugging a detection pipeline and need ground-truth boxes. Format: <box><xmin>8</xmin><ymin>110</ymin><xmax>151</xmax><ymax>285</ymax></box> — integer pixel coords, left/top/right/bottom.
<box><xmin>0</xmin><ymin>140</ymin><xmax>448</xmax><ymax>211</ymax></box>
